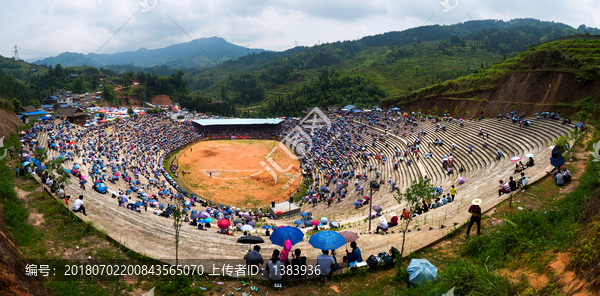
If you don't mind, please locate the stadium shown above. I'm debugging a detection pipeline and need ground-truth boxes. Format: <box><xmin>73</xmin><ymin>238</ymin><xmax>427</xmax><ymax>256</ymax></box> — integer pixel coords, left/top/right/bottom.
<box><xmin>23</xmin><ymin>108</ymin><xmax>574</xmax><ymax>275</ymax></box>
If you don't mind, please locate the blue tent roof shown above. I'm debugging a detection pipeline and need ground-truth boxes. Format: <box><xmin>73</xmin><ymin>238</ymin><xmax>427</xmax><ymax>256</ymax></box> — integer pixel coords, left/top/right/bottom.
<box><xmin>193</xmin><ymin>118</ymin><xmax>284</xmax><ymax>126</ymax></box>
<box><xmin>21</xmin><ymin>110</ymin><xmax>48</xmax><ymax>116</ymax></box>
<box><xmin>342</xmin><ymin>105</ymin><xmax>358</xmax><ymax>110</ymax></box>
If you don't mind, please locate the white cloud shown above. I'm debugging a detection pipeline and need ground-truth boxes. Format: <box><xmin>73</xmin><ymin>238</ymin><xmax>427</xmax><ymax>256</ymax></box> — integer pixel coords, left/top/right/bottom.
<box><xmin>0</xmin><ymin>0</ymin><xmax>598</xmax><ymax>59</ymax></box>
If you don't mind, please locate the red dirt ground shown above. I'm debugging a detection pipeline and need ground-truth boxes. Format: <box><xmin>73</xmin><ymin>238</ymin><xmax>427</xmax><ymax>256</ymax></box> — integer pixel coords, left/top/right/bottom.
<box><xmin>177</xmin><ymin>140</ymin><xmax>301</xmax><ymax>208</ymax></box>
<box><xmin>151</xmin><ymin>95</ymin><xmax>173</xmax><ymax>106</ymax></box>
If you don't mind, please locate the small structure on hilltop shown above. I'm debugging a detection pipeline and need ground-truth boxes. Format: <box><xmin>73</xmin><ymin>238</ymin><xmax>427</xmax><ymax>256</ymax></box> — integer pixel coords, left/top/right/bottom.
<box><xmin>54</xmin><ymin>107</ymin><xmax>89</xmax><ymax>125</ymax></box>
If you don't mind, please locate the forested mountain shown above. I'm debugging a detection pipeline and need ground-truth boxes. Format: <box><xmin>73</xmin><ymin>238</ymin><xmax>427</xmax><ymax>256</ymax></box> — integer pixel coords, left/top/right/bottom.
<box><xmin>33</xmin><ymin>37</ymin><xmax>265</xmax><ymax>68</ymax></box>
<box><xmin>2</xmin><ymin>18</ymin><xmax>600</xmax><ymax>118</ymax></box>
<box><xmin>184</xmin><ymin>19</ymin><xmax>600</xmax><ymax>117</ymax></box>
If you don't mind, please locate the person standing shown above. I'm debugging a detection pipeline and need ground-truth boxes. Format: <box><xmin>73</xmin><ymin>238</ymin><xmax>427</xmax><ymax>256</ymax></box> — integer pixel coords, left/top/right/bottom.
<box><xmin>466</xmin><ymin>199</ymin><xmax>482</xmax><ymax>237</ymax></box>
<box><xmin>450</xmin><ymin>185</ymin><xmax>457</xmax><ymax>202</ymax></box>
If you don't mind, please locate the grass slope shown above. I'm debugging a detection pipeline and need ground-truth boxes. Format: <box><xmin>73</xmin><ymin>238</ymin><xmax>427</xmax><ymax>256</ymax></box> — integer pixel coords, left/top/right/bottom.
<box><xmin>382</xmin><ymin>38</ymin><xmax>600</xmax><ymax>107</ymax></box>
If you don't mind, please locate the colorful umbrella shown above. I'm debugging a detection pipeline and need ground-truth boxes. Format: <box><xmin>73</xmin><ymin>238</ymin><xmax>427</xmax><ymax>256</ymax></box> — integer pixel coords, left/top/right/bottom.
<box><xmin>269</xmin><ymin>226</ymin><xmax>304</xmax><ymax>246</ymax></box>
<box><xmin>217</xmin><ymin>219</ymin><xmax>230</xmax><ymax>229</ymax></box>
<box><xmin>510</xmin><ymin>156</ymin><xmax>521</xmax><ymax>162</ymax></box>
<box><xmin>339</xmin><ymin>231</ymin><xmax>360</xmax><ymax>243</ymax></box>
<box><xmin>240</xmin><ymin>225</ymin><xmax>253</xmax><ymax>231</ymax></box>
<box><xmin>308</xmin><ymin>230</ymin><xmax>346</xmax><ymax>250</ymax></box>
<box><xmin>329</xmin><ymin>221</ymin><xmax>341</xmax><ymax>228</ymax></box>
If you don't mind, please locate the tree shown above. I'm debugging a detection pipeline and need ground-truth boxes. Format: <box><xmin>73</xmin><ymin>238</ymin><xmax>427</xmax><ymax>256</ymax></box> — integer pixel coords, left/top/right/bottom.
<box><xmin>11</xmin><ymin>98</ymin><xmax>21</xmax><ymax>114</ymax></box>
<box><xmin>393</xmin><ymin>180</ymin><xmax>434</xmax><ymax>271</ymax></box>
<box><xmin>170</xmin><ymin>198</ymin><xmax>185</xmax><ymax>270</ymax></box>
<box><xmin>98</xmin><ymin>112</ymin><xmax>105</xmax><ymax>120</ymax></box>
<box><xmin>46</xmin><ymin>158</ymin><xmax>71</xmax><ymax>191</ymax></box>
<box><xmin>33</xmin><ymin>147</ymin><xmax>47</xmax><ymax>163</ymax></box>
<box><xmin>102</xmin><ymin>84</ymin><xmax>118</xmax><ymax>106</ymax></box>
<box><xmin>127</xmin><ymin>107</ymin><xmax>134</xmax><ymax>116</ymax></box>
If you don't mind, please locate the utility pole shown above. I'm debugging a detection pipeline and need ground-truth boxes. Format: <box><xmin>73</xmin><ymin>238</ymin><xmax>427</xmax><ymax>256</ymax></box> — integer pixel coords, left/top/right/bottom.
<box><xmin>13</xmin><ymin>45</ymin><xmax>19</xmax><ymax>60</ymax></box>
<box><xmin>368</xmin><ymin>180</ymin><xmax>380</xmax><ymax>231</ymax></box>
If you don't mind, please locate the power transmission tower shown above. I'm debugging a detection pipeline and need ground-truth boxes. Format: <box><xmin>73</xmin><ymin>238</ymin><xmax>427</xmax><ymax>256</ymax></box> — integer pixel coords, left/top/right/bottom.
<box><xmin>14</xmin><ymin>45</ymin><xmax>19</xmax><ymax>60</ymax></box>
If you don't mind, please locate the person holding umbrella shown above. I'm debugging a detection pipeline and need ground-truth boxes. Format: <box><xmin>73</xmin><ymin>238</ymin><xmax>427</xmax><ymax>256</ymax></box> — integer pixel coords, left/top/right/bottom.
<box><xmin>244</xmin><ymin>245</ymin><xmax>264</xmax><ymax>273</ymax></box>
<box><xmin>344</xmin><ymin>242</ymin><xmax>362</xmax><ymax>264</ymax></box>
<box><xmin>317</xmin><ymin>250</ymin><xmax>338</xmax><ymax>282</ymax></box>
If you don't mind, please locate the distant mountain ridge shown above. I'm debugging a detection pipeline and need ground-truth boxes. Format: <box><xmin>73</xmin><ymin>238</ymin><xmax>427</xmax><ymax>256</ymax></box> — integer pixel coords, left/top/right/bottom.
<box><xmin>33</xmin><ymin>37</ymin><xmax>265</xmax><ymax>69</ymax></box>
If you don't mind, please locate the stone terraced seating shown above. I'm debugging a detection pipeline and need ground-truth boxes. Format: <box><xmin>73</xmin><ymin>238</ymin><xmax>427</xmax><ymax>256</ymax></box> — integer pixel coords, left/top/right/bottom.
<box><xmin>31</xmin><ymin>117</ymin><xmax>574</xmax><ymax>263</ymax></box>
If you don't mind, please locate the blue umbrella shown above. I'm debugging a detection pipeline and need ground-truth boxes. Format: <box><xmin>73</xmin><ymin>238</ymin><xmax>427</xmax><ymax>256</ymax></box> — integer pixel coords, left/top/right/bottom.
<box><xmin>269</xmin><ymin>226</ymin><xmax>304</xmax><ymax>246</ymax></box>
<box><xmin>321</xmin><ymin>217</ymin><xmax>328</xmax><ymax>224</ymax></box>
<box><xmin>303</xmin><ymin>220</ymin><xmax>312</xmax><ymax>227</ymax></box>
<box><xmin>576</xmin><ymin>123</ymin><xmax>585</xmax><ymax>126</ymax></box>
<box><xmin>294</xmin><ymin>220</ymin><xmax>303</xmax><ymax>225</ymax></box>
<box><xmin>300</xmin><ymin>212</ymin><xmax>308</xmax><ymax>217</ymax></box>
<box><xmin>190</xmin><ymin>213</ymin><xmax>200</xmax><ymax>219</ymax></box>
<box><xmin>126</xmin><ymin>190</ymin><xmax>132</xmax><ymax>194</ymax></box>
<box><xmin>407</xmin><ymin>259</ymin><xmax>438</xmax><ymax>286</ymax></box>
<box><xmin>308</xmin><ymin>230</ymin><xmax>346</xmax><ymax>250</ymax></box>
<box><xmin>198</xmin><ymin>219</ymin><xmax>207</xmax><ymax>224</ymax></box>
<box><xmin>159</xmin><ymin>203</ymin><xmax>165</xmax><ymax>209</ymax></box>
<box><xmin>262</xmin><ymin>225</ymin><xmax>272</xmax><ymax>229</ymax></box>
<box><xmin>184</xmin><ymin>208</ymin><xmax>190</xmax><ymax>212</ymax></box>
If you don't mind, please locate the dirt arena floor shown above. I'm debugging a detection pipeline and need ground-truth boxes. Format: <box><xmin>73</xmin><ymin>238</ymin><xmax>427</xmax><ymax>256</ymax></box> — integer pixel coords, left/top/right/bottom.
<box><xmin>176</xmin><ymin>140</ymin><xmax>301</xmax><ymax>207</ymax></box>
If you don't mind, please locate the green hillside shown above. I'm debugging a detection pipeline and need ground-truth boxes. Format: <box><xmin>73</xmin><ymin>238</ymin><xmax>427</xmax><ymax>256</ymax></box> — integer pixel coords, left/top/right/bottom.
<box><xmin>381</xmin><ymin>37</ymin><xmax>600</xmax><ymax>108</ymax></box>
<box><xmin>182</xmin><ymin>19</ymin><xmax>600</xmax><ymax>117</ymax></box>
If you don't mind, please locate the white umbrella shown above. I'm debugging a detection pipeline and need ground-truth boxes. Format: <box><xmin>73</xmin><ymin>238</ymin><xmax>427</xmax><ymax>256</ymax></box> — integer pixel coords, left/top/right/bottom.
<box><xmin>525</xmin><ymin>153</ymin><xmax>534</xmax><ymax>158</ymax></box>
<box><xmin>510</xmin><ymin>156</ymin><xmax>521</xmax><ymax>162</ymax></box>
<box><xmin>240</xmin><ymin>225</ymin><xmax>253</xmax><ymax>231</ymax></box>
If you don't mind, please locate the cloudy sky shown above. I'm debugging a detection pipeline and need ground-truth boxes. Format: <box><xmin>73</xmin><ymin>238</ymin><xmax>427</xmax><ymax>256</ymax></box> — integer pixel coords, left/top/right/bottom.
<box><xmin>1</xmin><ymin>0</ymin><xmax>599</xmax><ymax>60</ymax></box>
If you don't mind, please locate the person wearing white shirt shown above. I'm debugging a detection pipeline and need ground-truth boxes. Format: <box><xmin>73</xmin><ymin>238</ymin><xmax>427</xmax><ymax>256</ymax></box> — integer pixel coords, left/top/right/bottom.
<box><xmin>375</xmin><ymin>218</ymin><xmax>388</xmax><ymax>234</ymax></box>
<box><xmin>517</xmin><ymin>173</ymin><xmax>528</xmax><ymax>188</ymax></box>
<box><xmin>72</xmin><ymin>195</ymin><xmax>87</xmax><ymax>216</ymax></box>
